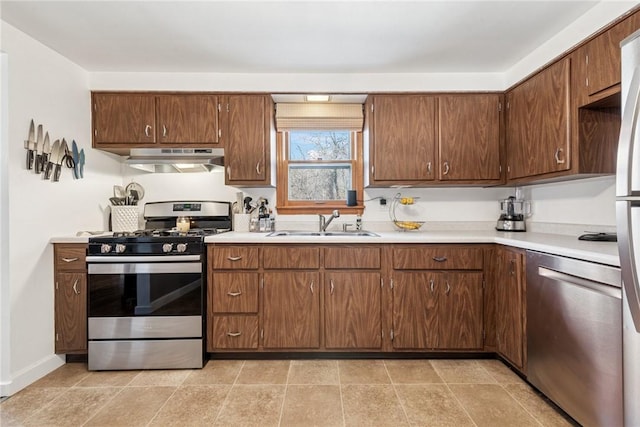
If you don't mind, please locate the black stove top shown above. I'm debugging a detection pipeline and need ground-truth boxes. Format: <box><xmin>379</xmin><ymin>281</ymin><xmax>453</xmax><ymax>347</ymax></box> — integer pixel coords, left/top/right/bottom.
<box><xmin>112</xmin><ymin>227</ymin><xmax>231</xmax><ymax>238</ymax></box>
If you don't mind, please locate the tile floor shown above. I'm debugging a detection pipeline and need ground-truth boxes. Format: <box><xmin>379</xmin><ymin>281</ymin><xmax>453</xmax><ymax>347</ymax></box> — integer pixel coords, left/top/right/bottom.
<box><xmin>0</xmin><ymin>358</ymin><xmax>575</xmax><ymax>427</ymax></box>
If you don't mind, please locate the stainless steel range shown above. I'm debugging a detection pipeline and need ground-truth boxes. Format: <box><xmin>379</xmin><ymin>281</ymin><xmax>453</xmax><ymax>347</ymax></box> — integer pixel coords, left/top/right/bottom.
<box><xmin>86</xmin><ymin>200</ymin><xmax>232</xmax><ymax>370</ymax></box>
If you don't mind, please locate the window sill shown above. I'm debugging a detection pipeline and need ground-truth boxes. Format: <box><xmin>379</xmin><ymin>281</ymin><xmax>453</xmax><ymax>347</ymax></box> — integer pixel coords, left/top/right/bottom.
<box><xmin>276</xmin><ymin>205</ymin><xmax>365</xmax><ymax>215</ymax></box>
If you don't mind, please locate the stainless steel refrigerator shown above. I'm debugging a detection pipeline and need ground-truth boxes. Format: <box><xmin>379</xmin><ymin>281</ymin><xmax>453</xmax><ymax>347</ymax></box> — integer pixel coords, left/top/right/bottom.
<box><xmin>616</xmin><ymin>28</ymin><xmax>640</xmax><ymax>427</ymax></box>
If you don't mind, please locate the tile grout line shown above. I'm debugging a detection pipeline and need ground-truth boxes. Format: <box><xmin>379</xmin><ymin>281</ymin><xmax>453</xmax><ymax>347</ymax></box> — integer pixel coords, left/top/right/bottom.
<box><xmin>144</xmin><ymin>371</ymin><xmax>191</xmax><ymax>426</ymax></box>
<box><xmin>211</xmin><ymin>360</ymin><xmax>246</xmax><ymax>425</ymax></box>
<box><xmin>382</xmin><ymin>360</ymin><xmax>412</xmax><ymax>426</ymax></box>
<box><xmin>277</xmin><ymin>360</ymin><xmax>293</xmax><ymax>426</ymax></box>
<box><xmin>81</xmin><ymin>384</ymin><xmax>128</xmax><ymax>426</ymax></box>
<box><xmin>337</xmin><ymin>360</ymin><xmax>347</xmax><ymax>427</ymax></box>
<box><xmin>431</xmin><ymin>361</ymin><xmax>480</xmax><ymax>427</ymax></box>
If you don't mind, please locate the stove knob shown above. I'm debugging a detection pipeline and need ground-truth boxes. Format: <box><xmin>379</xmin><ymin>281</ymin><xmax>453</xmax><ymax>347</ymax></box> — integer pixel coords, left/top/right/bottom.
<box><xmin>176</xmin><ymin>243</ymin><xmax>188</xmax><ymax>253</ymax></box>
<box><xmin>115</xmin><ymin>244</ymin><xmax>126</xmax><ymax>254</ymax></box>
<box><xmin>100</xmin><ymin>244</ymin><xmax>112</xmax><ymax>254</ymax></box>
<box><xmin>162</xmin><ymin>243</ymin><xmax>174</xmax><ymax>253</ymax></box>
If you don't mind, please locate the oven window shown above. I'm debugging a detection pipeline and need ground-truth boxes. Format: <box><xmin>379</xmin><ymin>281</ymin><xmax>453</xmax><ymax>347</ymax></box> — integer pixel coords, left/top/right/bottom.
<box><xmin>89</xmin><ymin>272</ymin><xmax>202</xmax><ymax>317</ymax></box>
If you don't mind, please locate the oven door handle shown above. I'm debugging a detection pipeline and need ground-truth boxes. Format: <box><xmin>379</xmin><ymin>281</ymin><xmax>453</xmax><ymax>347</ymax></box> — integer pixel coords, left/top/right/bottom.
<box><xmin>86</xmin><ymin>255</ymin><xmax>201</xmax><ymax>263</ymax></box>
<box><xmin>88</xmin><ymin>262</ymin><xmax>202</xmax><ymax>275</ymax></box>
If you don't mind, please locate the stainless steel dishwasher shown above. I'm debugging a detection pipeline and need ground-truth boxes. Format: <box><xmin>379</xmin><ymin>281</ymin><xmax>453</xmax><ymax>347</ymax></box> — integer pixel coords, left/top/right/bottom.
<box><xmin>526</xmin><ymin>250</ymin><xmax>622</xmax><ymax>427</ymax></box>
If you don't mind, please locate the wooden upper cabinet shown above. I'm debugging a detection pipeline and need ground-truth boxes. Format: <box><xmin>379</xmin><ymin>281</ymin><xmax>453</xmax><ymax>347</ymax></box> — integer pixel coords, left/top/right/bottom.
<box><xmin>224</xmin><ymin>94</ymin><xmax>273</xmax><ymax>186</ymax></box>
<box><xmin>370</xmin><ymin>95</ymin><xmax>437</xmax><ymax>183</ymax></box>
<box><xmin>93</xmin><ymin>93</ymin><xmax>156</xmax><ymax>144</ymax></box>
<box><xmin>506</xmin><ymin>58</ymin><xmax>571</xmax><ymax>180</ymax></box>
<box><xmin>438</xmin><ymin>94</ymin><xmax>501</xmax><ymax>182</ymax></box>
<box><xmin>156</xmin><ymin>95</ymin><xmax>220</xmax><ymax>144</ymax></box>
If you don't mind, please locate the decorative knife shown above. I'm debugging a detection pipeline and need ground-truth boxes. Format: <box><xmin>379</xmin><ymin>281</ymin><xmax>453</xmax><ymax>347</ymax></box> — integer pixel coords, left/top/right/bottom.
<box><xmin>44</xmin><ymin>139</ymin><xmax>60</xmax><ymax>180</ymax></box>
<box><xmin>41</xmin><ymin>132</ymin><xmax>51</xmax><ymax>173</ymax></box>
<box><xmin>25</xmin><ymin>120</ymin><xmax>36</xmax><ymax>170</ymax></box>
<box><xmin>34</xmin><ymin>124</ymin><xmax>44</xmax><ymax>173</ymax></box>
<box><xmin>53</xmin><ymin>139</ymin><xmax>68</xmax><ymax>182</ymax></box>
<box><xmin>78</xmin><ymin>149</ymin><xmax>85</xmax><ymax>178</ymax></box>
<box><xmin>71</xmin><ymin>140</ymin><xmax>79</xmax><ymax>179</ymax></box>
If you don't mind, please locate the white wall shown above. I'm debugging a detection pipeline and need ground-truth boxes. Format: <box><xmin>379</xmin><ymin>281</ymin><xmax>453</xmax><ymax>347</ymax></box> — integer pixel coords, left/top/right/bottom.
<box><xmin>0</xmin><ymin>21</ymin><xmax>121</xmax><ymax>396</ymax></box>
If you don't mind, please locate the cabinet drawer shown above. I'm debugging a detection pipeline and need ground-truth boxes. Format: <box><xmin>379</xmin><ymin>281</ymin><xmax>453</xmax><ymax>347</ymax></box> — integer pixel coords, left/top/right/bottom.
<box><xmin>54</xmin><ymin>244</ymin><xmax>87</xmax><ymax>272</ymax></box>
<box><xmin>324</xmin><ymin>247</ymin><xmax>381</xmax><ymax>269</ymax></box>
<box><xmin>209</xmin><ymin>246</ymin><xmax>259</xmax><ymax>270</ymax></box>
<box><xmin>210</xmin><ymin>316</ymin><xmax>258</xmax><ymax>349</ymax></box>
<box><xmin>263</xmin><ymin>247</ymin><xmax>319</xmax><ymax>269</ymax></box>
<box><xmin>210</xmin><ymin>273</ymin><xmax>259</xmax><ymax>313</ymax></box>
<box><xmin>393</xmin><ymin>246</ymin><xmax>482</xmax><ymax>270</ymax></box>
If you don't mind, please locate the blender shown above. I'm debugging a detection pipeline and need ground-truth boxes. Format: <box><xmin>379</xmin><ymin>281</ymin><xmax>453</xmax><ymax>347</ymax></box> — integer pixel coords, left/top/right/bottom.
<box><xmin>496</xmin><ymin>196</ymin><xmax>528</xmax><ymax>232</ymax></box>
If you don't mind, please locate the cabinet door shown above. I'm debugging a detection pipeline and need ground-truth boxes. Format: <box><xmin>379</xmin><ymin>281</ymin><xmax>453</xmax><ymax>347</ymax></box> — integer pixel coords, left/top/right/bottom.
<box><xmin>439</xmin><ymin>94</ymin><xmax>501</xmax><ymax>181</ymax></box>
<box><xmin>225</xmin><ymin>95</ymin><xmax>271</xmax><ymax>184</ymax></box>
<box><xmin>263</xmin><ymin>272</ymin><xmax>320</xmax><ymax>348</ymax></box>
<box><xmin>496</xmin><ymin>249</ymin><xmax>525</xmax><ymax>369</ymax></box>
<box><xmin>55</xmin><ymin>272</ymin><xmax>87</xmax><ymax>353</ymax></box>
<box><xmin>392</xmin><ymin>272</ymin><xmax>438</xmax><ymax>349</ymax></box>
<box><xmin>156</xmin><ymin>95</ymin><xmax>220</xmax><ymax>144</ymax></box>
<box><xmin>371</xmin><ymin>95</ymin><xmax>436</xmax><ymax>182</ymax></box>
<box><xmin>93</xmin><ymin>93</ymin><xmax>156</xmax><ymax>144</ymax></box>
<box><xmin>438</xmin><ymin>272</ymin><xmax>484</xmax><ymax>350</ymax></box>
<box><xmin>325</xmin><ymin>272</ymin><xmax>382</xmax><ymax>349</ymax></box>
<box><xmin>506</xmin><ymin>58</ymin><xmax>571</xmax><ymax>179</ymax></box>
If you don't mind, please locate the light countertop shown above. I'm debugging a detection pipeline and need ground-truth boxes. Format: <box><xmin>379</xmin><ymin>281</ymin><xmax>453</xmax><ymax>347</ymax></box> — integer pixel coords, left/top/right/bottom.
<box><xmin>52</xmin><ymin>229</ymin><xmax>619</xmax><ymax>267</ymax></box>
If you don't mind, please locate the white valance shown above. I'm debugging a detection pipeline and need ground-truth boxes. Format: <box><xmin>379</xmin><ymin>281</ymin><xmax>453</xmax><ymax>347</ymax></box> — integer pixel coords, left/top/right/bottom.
<box><xmin>275</xmin><ymin>103</ymin><xmax>364</xmax><ymax>131</ymax></box>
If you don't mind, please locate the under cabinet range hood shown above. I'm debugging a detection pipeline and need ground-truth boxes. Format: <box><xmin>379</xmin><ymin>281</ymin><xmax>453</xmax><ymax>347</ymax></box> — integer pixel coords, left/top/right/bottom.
<box><xmin>125</xmin><ymin>148</ymin><xmax>224</xmax><ymax>173</ymax></box>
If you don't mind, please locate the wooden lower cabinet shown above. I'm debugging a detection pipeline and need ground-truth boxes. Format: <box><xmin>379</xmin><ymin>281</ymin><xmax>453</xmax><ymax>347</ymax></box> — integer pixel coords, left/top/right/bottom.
<box><xmin>494</xmin><ymin>246</ymin><xmax>526</xmax><ymax>371</ymax></box>
<box><xmin>391</xmin><ymin>271</ymin><xmax>483</xmax><ymax>350</ymax></box>
<box><xmin>324</xmin><ymin>272</ymin><xmax>382</xmax><ymax>349</ymax></box>
<box><xmin>53</xmin><ymin>244</ymin><xmax>87</xmax><ymax>354</ymax></box>
<box><xmin>262</xmin><ymin>272</ymin><xmax>320</xmax><ymax>348</ymax></box>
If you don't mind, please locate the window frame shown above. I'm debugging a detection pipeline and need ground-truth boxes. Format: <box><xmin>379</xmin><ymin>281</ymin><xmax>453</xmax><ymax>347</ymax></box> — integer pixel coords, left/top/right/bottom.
<box><xmin>276</xmin><ymin>130</ymin><xmax>364</xmax><ymax>215</ymax></box>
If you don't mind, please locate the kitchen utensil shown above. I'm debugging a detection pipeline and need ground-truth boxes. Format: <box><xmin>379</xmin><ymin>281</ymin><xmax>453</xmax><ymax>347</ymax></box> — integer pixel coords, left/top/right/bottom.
<box><xmin>62</xmin><ymin>140</ymin><xmax>76</xmax><ymax>173</ymax></box>
<box><xmin>78</xmin><ymin>149</ymin><xmax>85</xmax><ymax>178</ymax></box>
<box><xmin>125</xmin><ymin>182</ymin><xmax>144</xmax><ymax>201</ymax></box>
<box><xmin>109</xmin><ymin>197</ymin><xmax>125</xmax><ymax>206</ymax></box>
<box><xmin>495</xmin><ymin>196</ymin><xmax>529</xmax><ymax>232</ymax></box>
<box><xmin>25</xmin><ymin>119</ymin><xmax>36</xmax><ymax>170</ymax></box>
<box><xmin>243</xmin><ymin>196</ymin><xmax>253</xmax><ymax>213</ymax></box>
<box><xmin>41</xmin><ymin>132</ymin><xmax>51</xmax><ymax>173</ymax></box>
<box><xmin>129</xmin><ymin>189</ymin><xmax>139</xmax><ymax>205</ymax></box>
<box><xmin>53</xmin><ymin>139</ymin><xmax>68</xmax><ymax>182</ymax></box>
<box><xmin>34</xmin><ymin>124</ymin><xmax>44</xmax><ymax>173</ymax></box>
<box><xmin>43</xmin><ymin>139</ymin><xmax>60</xmax><ymax>180</ymax></box>
<box><xmin>71</xmin><ymin>140</ymin><xmax>79</xmax><ymax>179</ymax></box>
<box><xmin>113</xmin><ymin>185</ymin><xmax>125</xmax><ymax>198</ymax></box>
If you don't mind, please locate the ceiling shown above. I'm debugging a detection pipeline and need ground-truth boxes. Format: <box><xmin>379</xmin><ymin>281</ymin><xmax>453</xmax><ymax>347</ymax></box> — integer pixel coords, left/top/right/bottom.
<box><xmin>0</xmin><ymin>1</ymin><xmax>603</xmax><ymax>74</ymax></box>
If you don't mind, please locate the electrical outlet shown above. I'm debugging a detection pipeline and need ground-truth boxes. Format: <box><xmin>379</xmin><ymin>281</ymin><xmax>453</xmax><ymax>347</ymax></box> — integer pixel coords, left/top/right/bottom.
<box><xmin>380</xmin><ymin>197</ymin><xmax>386</xmax><ymax>206</ymax></box>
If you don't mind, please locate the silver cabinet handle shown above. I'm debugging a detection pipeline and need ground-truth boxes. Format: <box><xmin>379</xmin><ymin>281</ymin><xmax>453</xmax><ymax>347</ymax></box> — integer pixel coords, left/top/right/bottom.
<box><xmin>445</xmin><ymin>281</ymin><xmax>451</xmax><ymax>295</ymax></box>
<box><xmin>426</xmin><ymin>161</ymin><xmax>432</xmax><ymax>174</ymax></box>
<box><xmin>227</xmin><ymin>291</ymin><xmax>242</xmax><ymax>297</ymax></box>
<box><xmin>72</xmin><ymin>279</ymin><xmax>80</xmax><ymax>295</ymax></box>
<box><xmin>433</xmin><ymin>256</ymin><xmax>447</xmax><ymax>262</ymax></box>
<box><xmin>256</xmin><ymin>162</ymin><xmax>261</xmax><ymax>176</ymax></box>
<box><xmin>227</xmin><ymin>256</ymin><xmax>242</xmax><ymax>261</ymax></box>
<box><xmin>162</xmin><ymin>125</ymin><xmax>167</xmax><ymax>137</ymax></box>
<box><xmin>554</xmin><ymin>148</ymin><xmax>565</xmax><ymax>164</ymax></box>
<box><xmin>443</xmin><ymin>161</ymin><xmax>450</xmax><ymax>175</ymax></box>
<box><xmin>330</xmin><ymin>279</ymin><xmax>335</xmax><ymax>295</ymax></box>
<box><xmin>144</xmin><ymin>125</ymin><xmax>152</xmax><ymax>137</ymax></box>
<box><xmin>310</xmin><ymin>281</ymin><xmax>314</xmax><ymax>294</ymax></box>
<box><xmin>429</xmin><ymin>279</ymin><xmax>435</xmax><ymax>294</ymax></box>
<box><xmin>61</xmin><ymin>257</ymin><xmax>79</xmax><ymax>263</ymax></box>
<box><xmin>227</xmin><ymin>332</ymin><xmax>242</xmax><ymax>337</ymax></box>
<box><xmin>510</xmin><ymin>259</ymin><xmax>516</xmax><ymax>276</ymax></box>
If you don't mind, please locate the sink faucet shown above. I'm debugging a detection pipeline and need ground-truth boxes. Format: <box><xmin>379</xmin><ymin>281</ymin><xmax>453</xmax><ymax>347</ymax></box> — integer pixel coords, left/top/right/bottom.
<box><xmin>319</xmin><ymin>210</ymin><xmax>340</xmax><ymax>232</ymax></box>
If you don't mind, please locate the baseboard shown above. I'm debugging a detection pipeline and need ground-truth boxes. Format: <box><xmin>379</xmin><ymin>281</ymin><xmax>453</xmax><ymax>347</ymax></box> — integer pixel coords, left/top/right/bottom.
<box><xmin>0</xmin><ymin>353</ymin><xmax>65</xmax><ymax>397</ymax></box>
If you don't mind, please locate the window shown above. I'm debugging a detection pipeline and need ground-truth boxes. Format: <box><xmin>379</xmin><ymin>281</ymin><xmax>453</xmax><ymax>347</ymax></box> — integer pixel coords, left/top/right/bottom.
<box><xmin>276</xmin><ymin>130</ymin><xmax>364</xmax><ymax>214</ymax></box>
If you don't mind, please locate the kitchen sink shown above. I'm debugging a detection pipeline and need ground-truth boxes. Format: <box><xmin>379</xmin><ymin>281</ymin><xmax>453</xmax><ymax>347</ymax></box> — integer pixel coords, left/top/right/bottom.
<box><xmin>266</xmin><ymin>230</ymin><xmax>379</xmax><ymax>237</ymax></box>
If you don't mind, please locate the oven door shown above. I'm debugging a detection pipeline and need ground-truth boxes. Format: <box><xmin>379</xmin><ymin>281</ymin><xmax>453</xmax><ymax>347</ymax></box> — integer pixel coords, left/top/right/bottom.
<box><xmin>87</xmin><ymin>255</ymin><xmax>203</xmax><ymax>318</ymax></box>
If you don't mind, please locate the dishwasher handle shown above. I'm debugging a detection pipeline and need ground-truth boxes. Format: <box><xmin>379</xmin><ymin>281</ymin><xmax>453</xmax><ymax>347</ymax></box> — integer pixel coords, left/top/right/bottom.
<box><xmin>538</xmin><ymin>267</ymin><xmax>622</xmax><ymax>300</ymax></box>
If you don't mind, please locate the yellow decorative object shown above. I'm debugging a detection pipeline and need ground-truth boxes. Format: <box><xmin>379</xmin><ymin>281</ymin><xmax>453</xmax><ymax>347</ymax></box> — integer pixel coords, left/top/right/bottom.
<box><xmin>389</xmin><ymin>193</ymin><xmax>425</xmax><ymax>231</ymax></box>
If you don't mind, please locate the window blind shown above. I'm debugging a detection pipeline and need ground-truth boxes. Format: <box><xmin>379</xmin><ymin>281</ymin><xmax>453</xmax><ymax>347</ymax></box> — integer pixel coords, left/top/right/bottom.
<box><xmin>275</xmin><ymin>103</ymin><xmax>364</xmax><ymax>130</ymax></box>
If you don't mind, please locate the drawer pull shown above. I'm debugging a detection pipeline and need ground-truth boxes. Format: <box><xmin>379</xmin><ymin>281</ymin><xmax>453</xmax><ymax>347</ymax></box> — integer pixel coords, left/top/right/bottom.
<box><xmin>227</xmin><ymin>256</ymin><xmax>242</xmax><ymax>261</ymax></box>
<box><xmin>227</xmin><ymin>291</ymin><xmax>242</xmax><ymax>297</ymax></box>
<box><xmin>61</xmin><ymin>257</ymin><xmax>79</xmax><ymax>263</ymax></box>
<box><xmin>227</xmin><ymin>332</ymin><xmax>242</xmax><ymax>337</ymax></box>
<box><xmin>72</xmin><ymin>279</ymin><xmax>80</xmax><ymax>295</ymax></box>
<box><xmin>432</xmin><ymin>256</ymin><xmax>447</xmax><ymax>262</ymax></box>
